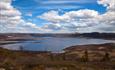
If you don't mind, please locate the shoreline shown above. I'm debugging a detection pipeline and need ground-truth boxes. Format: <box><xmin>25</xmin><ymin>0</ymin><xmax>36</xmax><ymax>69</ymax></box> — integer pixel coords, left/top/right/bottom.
<box><xmin>0</xmin><ymin>43</ymin><xmax>115</xmax><ymax>70</ymax></box>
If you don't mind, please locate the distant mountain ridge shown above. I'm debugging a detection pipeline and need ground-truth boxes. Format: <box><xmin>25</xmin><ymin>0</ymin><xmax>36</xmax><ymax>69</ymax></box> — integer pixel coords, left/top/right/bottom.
<box><xmin>0</xmin><ymin>32</ymin><xmax>115</xmax><ymax>40</ymax></box>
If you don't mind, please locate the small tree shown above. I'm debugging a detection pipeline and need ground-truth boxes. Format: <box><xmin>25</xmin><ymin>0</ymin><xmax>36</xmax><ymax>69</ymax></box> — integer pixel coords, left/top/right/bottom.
<box><xmin>81</xmin><ymin>50</ymin><xmax>89</xmax><ymax>62</ymax></box>
<box><xmin>101</xmin><ymin>52</ymin><xmax>110</xmax><ymax>61</ymax></box>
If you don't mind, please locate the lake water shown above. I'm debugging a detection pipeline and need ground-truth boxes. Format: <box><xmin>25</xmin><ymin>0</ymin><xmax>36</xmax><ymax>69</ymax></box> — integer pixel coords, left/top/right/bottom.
<box><xmin>2</xmin><ymin>37</ymin><xmax>115</xmax><ymax>52</ymax></box>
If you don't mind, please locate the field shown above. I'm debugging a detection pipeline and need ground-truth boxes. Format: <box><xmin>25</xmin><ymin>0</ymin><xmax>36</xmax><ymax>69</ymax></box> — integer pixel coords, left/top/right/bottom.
<box><xmin>0</xmin><ymin>43</ymin><xmax>115</xmax><ymax>70</ymax></box>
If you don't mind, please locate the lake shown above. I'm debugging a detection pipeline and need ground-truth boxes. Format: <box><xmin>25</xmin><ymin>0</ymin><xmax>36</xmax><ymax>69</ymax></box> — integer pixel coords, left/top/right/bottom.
<box><xmin>2</xmin><ymin>37</ymin><xmax>115</xmax><ymax>52</ymax></box>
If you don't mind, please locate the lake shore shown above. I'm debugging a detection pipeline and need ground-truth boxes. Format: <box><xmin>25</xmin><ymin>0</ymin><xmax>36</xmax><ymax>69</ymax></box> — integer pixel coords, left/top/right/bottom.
<box><xmin>0</xmin><ymin>33</ymin><xmax>115</xmax><ymax>70</ymax></box>
<box><xmin>0</xmin><ymin>43</ymin><xmax>115</xmax><ymax>70</ymax></box>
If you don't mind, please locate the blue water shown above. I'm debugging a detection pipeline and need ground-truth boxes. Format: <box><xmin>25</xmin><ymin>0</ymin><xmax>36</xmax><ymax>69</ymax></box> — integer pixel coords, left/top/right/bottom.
<box><xmin>3</xmin><ymin>37</ymin><xmax>115</xmax><ymax>52</ymax></box>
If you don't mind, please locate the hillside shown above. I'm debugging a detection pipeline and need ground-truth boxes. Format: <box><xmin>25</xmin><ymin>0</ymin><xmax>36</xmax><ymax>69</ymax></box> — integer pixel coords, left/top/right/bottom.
<box><xmin>0</xmin><ymin>32</ymin><xmax>115</xmax><ymax>40</ymax></box>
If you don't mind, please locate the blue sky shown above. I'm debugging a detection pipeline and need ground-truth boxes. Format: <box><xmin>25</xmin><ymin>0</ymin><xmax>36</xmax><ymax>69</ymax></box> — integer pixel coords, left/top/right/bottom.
<box><xmin>12</xmin><ymin>0</ymin><xmax>106</xmax><ymax>26</ymax></box>
<box><xmin>0</xmin><ymin>0</ymin><xmax>115</xmax><ymax>33</ymax></box>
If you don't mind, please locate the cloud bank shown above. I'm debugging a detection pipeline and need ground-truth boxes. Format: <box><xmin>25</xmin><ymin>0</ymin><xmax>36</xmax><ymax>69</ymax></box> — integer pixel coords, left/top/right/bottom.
<box><xmin>0</xmin><ymin>0</ymin><xmax>115</xmax><ymax>33</ymax></box>
<box><xmin>0</xmin><ymin>0</ymin><xmax>43</xmax><ymax>33</ymax></box>
<box><xmin>39</xmin><ymin>0</ymin><xmax>115</xmax><ymax>33</ymax></box>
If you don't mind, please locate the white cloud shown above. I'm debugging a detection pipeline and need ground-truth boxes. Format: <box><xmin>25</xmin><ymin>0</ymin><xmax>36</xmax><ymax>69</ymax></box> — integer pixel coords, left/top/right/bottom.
<box><xmin>97</xmin><ymin>0</ymin><xmax>115</xmax><ymax>25</ymax></box>
<box><xmin>0</xmin><ymin>0</ymin><xmax>12</xmax><ymax>3</ymax></box>
<box><xmin>26</xmin><ymin>12</ymin><xmax>32</xmax><ymax>17</ymax></box>
<box><xmin>35</xmin><ymin>0</ymin><xmax>88</xmax><ymax>10</ymax></box>
<box><xmin>38</xmin><ymin>0</ymin><xmax>115</xmax><ymax>33</ymax></box>
<box><xmin>39</xmin><ymin>9</ymin><xmax>99</xmax><ymax>23</ymax></box>
<box><xmin>0</xmin><ymin>0</ymin><xmax>43</xmax><ymax>33</ymax></box>
<box><xmin>0</xmin><ymin>0</ymin><xmax>22</xmax><ymax>32</ymax></box>
<box><xmin>39</xmin><ymin>9</ymin><xmax>99</xmax><ymax>32</ymax></box>
<box><xmin>97</xmin><ymin>0</ymin><xmax>115</xmax><ymax>11</ymax></box>
<box><xmin>0</xmin><ymin>0</ymin><xmax>115</xmax><ymax>33</ymax></box>
<box><xmin>38</xmin><ymin>5</ymin><xmax>82</xmax><ymax>10</ymax></box>
<box><xmin>36</xmin><ymin>0</ymin><xmax>96</xmax><ymax>4</ymax></box>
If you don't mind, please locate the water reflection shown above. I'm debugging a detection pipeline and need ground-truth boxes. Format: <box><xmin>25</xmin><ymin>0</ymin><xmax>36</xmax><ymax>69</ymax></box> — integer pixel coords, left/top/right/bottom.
<box><xmin>2</xmin><ymin>37</ymin><xmax>115</xmax><ymax>52</ymax></box>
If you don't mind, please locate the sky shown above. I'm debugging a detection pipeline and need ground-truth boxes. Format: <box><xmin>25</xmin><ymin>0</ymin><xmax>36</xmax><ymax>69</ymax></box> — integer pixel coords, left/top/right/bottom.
<box><xmin>0</xmin><ymin>0</ymin><xmax>115</xmax><ymax>33</ymax></box>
